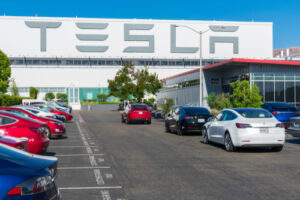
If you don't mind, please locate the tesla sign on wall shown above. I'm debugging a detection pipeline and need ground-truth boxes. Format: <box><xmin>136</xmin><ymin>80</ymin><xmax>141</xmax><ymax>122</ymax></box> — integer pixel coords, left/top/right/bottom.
<box><xmin>0</xmin><ymin>16</ymin><xmax>273</xmax><ymax>59</ymax></box>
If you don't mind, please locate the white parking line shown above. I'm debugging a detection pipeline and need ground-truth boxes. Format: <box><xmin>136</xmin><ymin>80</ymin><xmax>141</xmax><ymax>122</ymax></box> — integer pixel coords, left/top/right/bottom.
<box><xmin>89</xmin><ymin>156</ymin><xmax>98</xmax><ymax>166</ymax></box>
<box><xmin>59</xmin><ymin>186</ymin><xmax>122</xmax><ymax>190</ymax></box>
<box><xmin>58</xmin><ymin>166</ymin><xmax>110</xmax><ymax>170</ymax></box>
<box><xmin>56</xmin><ymin>154</ymin><xmax>104</xmax><ymax>157</ymax></box>
<box><xmin>101</xmin><ymin>190</ymin><xmax>112</xmax><ymax>200</ymax></box>
<box><xmin>94</xmin><ymin>169</ymin><xmax>105</xmax><ymax>185</ymax></box>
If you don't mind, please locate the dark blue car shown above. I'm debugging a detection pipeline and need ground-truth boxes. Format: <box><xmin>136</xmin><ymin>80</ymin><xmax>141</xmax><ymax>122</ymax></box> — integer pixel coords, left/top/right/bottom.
<box><xmin>261</xmin><ymin>102</ymin><xmax>296</xmax><ymax>124</ymax></box>
<box><xmin>0</xmin><ymin>144</ymin><xmax>60</xmax><ymax>200</ymax></box>
<box><xmin>165</xmin><ymin>106</ymin><xmax>211</xmax><ymax>135</ymax></box>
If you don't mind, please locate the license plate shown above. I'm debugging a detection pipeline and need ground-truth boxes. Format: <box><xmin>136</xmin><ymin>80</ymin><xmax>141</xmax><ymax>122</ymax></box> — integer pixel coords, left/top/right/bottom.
<box><xmin>138</xmin><ymin>112</ymin><xmax>143</xmax><ymax>114</ymax></box>
<box><xmin>260</xmin><ymin>128</ymin><xmax>269</xmax><ymax>134</ymax></box>
<box><xmin>198</xmin><ymin>118</ymin><xmax>205</xmax><ymax>123</ymax></box>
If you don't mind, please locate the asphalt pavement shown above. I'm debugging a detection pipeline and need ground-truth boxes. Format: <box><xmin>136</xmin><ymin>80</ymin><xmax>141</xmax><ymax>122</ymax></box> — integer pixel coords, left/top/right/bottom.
<box><xmin>48</xmin><ymin>110</ymin><xmax>300</xmax><ymax>200</ymax></box>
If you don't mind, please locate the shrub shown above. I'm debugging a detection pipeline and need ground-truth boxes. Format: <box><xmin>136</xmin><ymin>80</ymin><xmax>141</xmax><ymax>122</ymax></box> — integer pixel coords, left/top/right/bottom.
<box><xmin>162</xmin><ymin>98</ymin><xmax>174</xmax><ymax>114</ymax></box>
<box><xmin>45</xmin><ymin>92</ymin><xmax>55</xmax><ymax>101</ymax></box>
<box><xmin>97</xmin><ymin>93</ymin><xmax>108</xmax><ymax>102</ymax></box>
<box><xmin>56</xmin><ymin>93</ymin><xmax>67</xmax><ymax>101</ymax></box>
<box><xmin>29</xmin><ymin>87</ymin><xmax>39</xmax><ymax>99</ymax></box>
<box><xmin>206</xmin><ymin>93</ymin><xmax>231</xmax><ymax>110</ymax></box>
<box><xmin>0</xmin><ymin>95</ymin><xmax>23</xmax><ymax>106</ymax></box>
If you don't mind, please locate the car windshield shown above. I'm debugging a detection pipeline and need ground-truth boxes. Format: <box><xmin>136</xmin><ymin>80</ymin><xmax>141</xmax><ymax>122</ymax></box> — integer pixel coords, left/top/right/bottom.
<box><xmin>234</xmin><ymin>109</ymin><xmax>272</xmax><ymax>118</ymax></box>
<box><xmin>183</xmin><ymin>107</ymin><xmax>210</xmax><ymax>115</ymax></box>
<box><xmin>132</xmin><ymin>105</ymin><xmax>148</xmax><ymax>110</ymax></box>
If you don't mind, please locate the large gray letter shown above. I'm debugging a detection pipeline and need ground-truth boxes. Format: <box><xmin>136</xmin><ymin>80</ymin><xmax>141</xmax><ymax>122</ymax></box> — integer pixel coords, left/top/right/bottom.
<box><xmin>75</xmin><ymin>23</ymin><xmax>109</xmax><ymax>53</ymax></box>
<box><xmin>123</xmin><ymin>24</ymin><xmax>154</xmax><ymax>53</ymax></box>
<box><xmin>170</xmin><ymin>24</ymin><xmax>198</xmax><ymax>53</ymax></box>
<box><xmin>209</xmin><ymin>36</ymin><xmax>239</xmax><ymax>54</ymax></box>
<box><xmin>25</xmin><ymin>21</ymin><xmax>62</xmax><ymax>52</ymax></box>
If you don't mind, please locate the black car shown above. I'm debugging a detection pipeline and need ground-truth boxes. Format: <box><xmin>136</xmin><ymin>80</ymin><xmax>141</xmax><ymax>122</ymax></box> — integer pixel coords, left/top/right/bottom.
<box><xmin>165</xmin><ymin>106</ymin><xmax>211</xmax><ymax>135</ymax></box>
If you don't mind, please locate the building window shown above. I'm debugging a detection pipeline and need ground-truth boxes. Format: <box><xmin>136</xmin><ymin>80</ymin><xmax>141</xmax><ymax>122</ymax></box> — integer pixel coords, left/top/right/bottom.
<box><xmin>211</xmin><ymin>78</ymin><xmax>220</xmax><ymax>85</ymax></box>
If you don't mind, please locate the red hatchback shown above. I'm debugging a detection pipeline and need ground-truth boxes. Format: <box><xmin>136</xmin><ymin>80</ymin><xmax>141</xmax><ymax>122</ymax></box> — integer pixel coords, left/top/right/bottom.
<box><xmin>31</xmin><ymin>104</ymin><xmax>73</xmax><ymax>121</ymax></box>
<box><xmin>0</xmin><ymin>107</ymin><xmax>66</xmax><ymax>139</ymax></box>
<box><xmin>0</xmin><ymin>111</ymin><xmax>49</xmax><ymax>154</ymax></box>
<box><xmin>122</xmin><ymin>104</ymin><xmax>151</xmax><ymax>124</ymax></box>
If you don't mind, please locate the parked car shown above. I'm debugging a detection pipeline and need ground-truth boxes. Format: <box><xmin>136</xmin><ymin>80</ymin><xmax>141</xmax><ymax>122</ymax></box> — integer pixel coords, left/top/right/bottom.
<box><xmin>22</xmin><ymin>99</ymin><xmax>71</xmax><ymax>113</ymax></box>
<box><xmin>121</xmin><ymin>104</ymin><xmax>151</xmax><ymax>124</ymax></box>
<box><xmin>0</xmin><ymin>111</ymin><xmax>49</xmax><ymax>154</ymax></box>
<box><xmin>16</xmin><ymin>105</ymin><xmax>57</xmax><ymax>119</ymax></box>
<box><xmin>154</xmin><ymin>110</ymin><xmax>164</xmax><ymax>119</ymax></box>
<box><xmin>55</xmin><ymin>101</ymin><xmax>72</xmax><ymax>113</ymax></box>
<box><xmin>0</xmin><ymin>143</ymin><xmax>60</xmax><ymax>200</ymax></box>
<box><xmin>261</xmin><ymin>102</ymin><xmax>296</xmax><ymax>126</ymax></box>
<box><xmin>165</xmin><ymin>106</ymin><xmax>211</xmax><ymax>135</ymax></box>
<box><xmin>287</xmin><ymin>117</ymin><xmax>300</xmax><ymax>137</ymax></box>
<box><xmin>0</xmin><ymin>135</ymin><xmax>28</xmax><ymax>151</ymax></box>
<box><xmin>31</xmin><ymin>104</ymin><xmax>73</xmax><ymax>121</ymax></box>
<box><xmin>202</xmin><ymin>108</ymin><xmax>285</xmax><ymax>152</ymax></box>
<box><xmin>0</xmin><ymin>107</ymin><xmax>66</xmax><ymax>139</ymax></box>
<box><xmin>48</xmin><ymin>101</ymin><xmax>71</xmax><ymax>113</ymax></box>
<box><xmin>295</xmin><ymin>106</ymin><xmax>300</xmax><ymax>117</ymax></box>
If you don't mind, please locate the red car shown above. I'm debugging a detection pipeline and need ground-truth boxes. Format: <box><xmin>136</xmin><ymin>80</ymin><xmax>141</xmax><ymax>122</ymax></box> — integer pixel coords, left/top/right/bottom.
<box><xmin>121</xmin><ymin>104</ymin><xmax>151</xmax><ymax>124</ymax></box>
<box><xmin>31</xmin><ymin>104</ymin><xmax>73</xmax><ymax>121</ymax></box>
<box><xmin>0</xmin><ymin>107</ymin><xmax>66</xmax><ymax>139</ymax></box>
<box><xmin>0</xmin><ymin>135</ymin><xmax>28</xmax><ymax>151</ymax></box>
<box><xmin>0</xmin><ymin>111</ymin><xmax>49</xmax><ymax>153</ymax></box>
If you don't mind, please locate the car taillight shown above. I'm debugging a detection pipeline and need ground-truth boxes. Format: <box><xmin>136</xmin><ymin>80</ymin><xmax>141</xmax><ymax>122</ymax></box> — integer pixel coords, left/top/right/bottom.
<box><xmin>236</xmin><ymin>123</ymin><xmax>252</xmax><ymax>128</ymax></box>
<box><xmin>296</xmin><ymin>111</ymin><xmax>300</xmax><ymax>115</ymax></box>
<box><xmin>276</xmin><ymin>123</ymin><xmax>285</xmax><ymax>128</ymax></box>
<box><xmin>184</xmin><ymin>116</ymin><xmax>194</xmax><ymax>120</ymax></box>
<box><xmin>272</xmin><ymin>111</ymin><xmax>280</xmax><ymax>115</ymax></box>
<box><xmin>7</xmin><ymin>175</ymin><xmax>53</xmax><ymax>196</ymax></box>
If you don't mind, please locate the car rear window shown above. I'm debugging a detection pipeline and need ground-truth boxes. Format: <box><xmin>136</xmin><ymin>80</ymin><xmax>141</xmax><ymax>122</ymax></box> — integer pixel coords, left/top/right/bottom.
<box><xmin>234</xmin><ymin>109</ymin><xmax>272</xmax><ymax>118</ymax></box>
<box><xmin>183</xmin><ymin>107</ymin><xmax>210</xmax><ymax>115</ymax></box>
<box><xmin>131</xmin><ymin>105</ymin><xmax>148</xmax><ymax>110</ymax></box>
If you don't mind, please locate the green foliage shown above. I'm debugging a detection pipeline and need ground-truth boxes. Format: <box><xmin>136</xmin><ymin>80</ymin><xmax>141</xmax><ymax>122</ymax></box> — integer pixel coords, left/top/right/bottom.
<box><xmin>206</xmin><ymin>93</ymin><xmax>231</xmax><ymax>110</ymax></box>
<box><xmin>97</xmin><ymin>93</ymin><xmax>108</xmax><ymax>102</ymax></box>
<box><xmin>143</xmin><ymin>97</ymin><xmax>156</xmax><ymax>105</ymax></box>
<box><xmin>162</xmin><ymin>98</ymin><xmax>174</xmax><ymax>114</ymax></box>
<box><xmin>56</xmin><ymin>93</ymin><xmax>67</xmax><ymax>101</ymax></box>
<box><xmin>45</xmin><ymin>92</ymin><xmax>55</xmax><ymax>101</ymax></box>
<box><xmin>0</xmin><ymin>50</ymin><xmax>11</xmax><ymax>94</ymax></box>
<box><xmin>0</xmin><ymin>95</ymin><xmax>23</xmax><ymax>106</ymax></box>
<box><xmin>10</xmin><ymin>78</ymin><xmax>19</xmax><ymax>96</ymax></box>
<box><xmin>29</xmin><ymin>87</ymin><xmax>39</xmax><ymax>99</ymax></box>
<box><xmin>108</xmin><ymin>62</ymin><xmax>162</xmax><ymax>103</ymax></box>
<box><xmin>230</xmin><ymin>80</ymin><xmax>262</xmax><ymax>108</ymax></box>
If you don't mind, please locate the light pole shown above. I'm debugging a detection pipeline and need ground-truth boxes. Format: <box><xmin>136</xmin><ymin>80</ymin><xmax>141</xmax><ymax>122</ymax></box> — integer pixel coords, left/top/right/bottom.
<box><xmin>174</xmin><ymin>25</ymin><xmax>210</xmax><ymax>107</ymax></box>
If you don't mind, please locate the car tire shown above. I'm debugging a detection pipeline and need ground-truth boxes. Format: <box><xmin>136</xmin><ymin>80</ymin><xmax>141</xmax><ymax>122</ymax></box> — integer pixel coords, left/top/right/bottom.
<box><xmin>224</xmin><ymin>133</ymin><xmax>235</xmax><ymax>152</ymax></box>
<box><xmin>45</xmin><ymin>126</ymin><xmax>52</xmax><ymax>139</ymax></box>
<box><xmin>176</xmin><ymin>124</ymin><xmax>183</xmax><ymax>136</ymax></box>
<box><xmin>272</xmin><ymin>146</ymin><xmax>283</xmax><ymax>152</ymax></box>
<box><xmin>165</xmin><ymin>123</ymin><xmax>171</xmax><ymax>133</ymax></box>
<box><xmin>147</xmin><ymin>120</ymin><xmax>151</xmax><ymax>124</ymax></box>
<box><xmin>202</xmin><ymin>128</ymin><xmax>209</xmax><ymax>144</ymax></box>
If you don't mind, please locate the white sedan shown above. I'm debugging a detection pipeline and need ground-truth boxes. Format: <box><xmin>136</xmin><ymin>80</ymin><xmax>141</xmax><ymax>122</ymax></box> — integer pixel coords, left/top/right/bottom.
<box><xmin>202</xmin><ymin>108</ymin><xmax>285</xmax><ymax>152</ymax></box>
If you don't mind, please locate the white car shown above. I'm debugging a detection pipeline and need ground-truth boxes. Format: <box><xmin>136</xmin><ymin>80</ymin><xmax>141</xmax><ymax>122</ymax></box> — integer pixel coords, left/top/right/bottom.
<box><xmin>202</xmin><ymin>108</ymin><xmax>285</xmax><ymax>152</ymax></box>
<box><xmin>15</xmin><ymin>105</ymin><xmax>57</xmax><ymax>119</ymax></box>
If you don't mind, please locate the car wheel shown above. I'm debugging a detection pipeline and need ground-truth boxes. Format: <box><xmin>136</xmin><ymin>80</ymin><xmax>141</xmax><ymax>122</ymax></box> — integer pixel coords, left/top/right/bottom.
<box><xmin>45</xmin><ymin>127</ymin><xmax>52</xmax><ymax>139</ymax></box>
<box><xmin>147</xmin><ymin>120</ymin><xmax>151</xmax><ymax>124</ymax></box>
<box><xmin>272</xmin><ymin>146</ymin><xmax>283</xmax><ymax>152</ymax></box>
<box><xmin>165</xmin><ymin>123</ymin><xmax>170</xmax><ymax>133</ymax></box>
<box><xmin>224</xmin><ymin>133</ymin><xmax>235</xmax><ymax>152</ymax></box>
<box><xmin>202</xmin><ymin>128</ymin><xmax>209</xmax><ymax>144</ymax></box>
<box><xmin>176</xmin><ymin>124</ymin><xmax>183</xmax><ymax>136</ymax></box>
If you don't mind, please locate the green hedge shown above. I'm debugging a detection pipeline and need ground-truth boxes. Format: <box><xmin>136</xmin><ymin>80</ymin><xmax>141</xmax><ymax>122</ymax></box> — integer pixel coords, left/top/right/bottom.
<box><xmin>0</xmin><ymin>95</ymin><xmax>23</xmax><ymax>106</ymax></box>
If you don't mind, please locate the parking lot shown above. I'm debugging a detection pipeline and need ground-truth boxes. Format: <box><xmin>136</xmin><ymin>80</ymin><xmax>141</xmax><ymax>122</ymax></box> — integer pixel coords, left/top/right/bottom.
<box><xmin>49</xmin><ymin>110</ymin><xmax>300</xmax><ymax>200</ymax></box>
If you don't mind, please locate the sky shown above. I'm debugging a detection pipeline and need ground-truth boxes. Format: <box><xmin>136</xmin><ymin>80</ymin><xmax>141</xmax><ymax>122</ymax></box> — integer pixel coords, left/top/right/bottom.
<box><xmin>0</xmin><ymin>0</ymin><xmax>299</xmax><ymax>49</ymax></box>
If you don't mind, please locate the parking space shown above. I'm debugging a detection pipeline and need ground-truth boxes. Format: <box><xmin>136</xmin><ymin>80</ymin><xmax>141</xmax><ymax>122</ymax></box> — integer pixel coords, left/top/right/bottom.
<box><xmin>48</xmin><ymin>110</ymin><xmax>300</xmax><ymax>200</ymax></box>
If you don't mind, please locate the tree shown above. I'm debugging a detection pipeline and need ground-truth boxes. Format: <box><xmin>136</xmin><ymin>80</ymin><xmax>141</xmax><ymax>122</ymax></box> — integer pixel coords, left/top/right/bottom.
<box><xmin>162</xmin><ymin>98</ymin><xmax>174</xmax><ymax>114</ymax></box>
<box><xmin>10</xmin><ymin>78</ymin><xmax>19</xmax><ymax>96</ymax></box>
<box><xmin>45</xmin><ymin>92</ymin><xmax>55</xmax><ymax>101</ymax></box>
<box><xmin>97</xmin><ymin>93</ymin><xmax>108</xmax><ymax>102</ymax></box>
<box><xmin>133</xmin><ymin>67</ymin><xmax>162</xmax><ymax>102</ymax></box>
<box><xmin>56</xmin><ymin>93</ymin><xmax>67</xmax><ymax>101</ymax></box>
<box><xmin>206</xmin><ymin>93</ymin><xmax>231</xmax><ymax>110</ymax></box>
<box><xmin>108</xmin><ymin>62</ymin><xmax>162</xmax><ymax>102</ymax></box>
<box><xmin>29</xmin><ymin>87</ymin><xmax>39</xmax><ymax>99</ymax></box>
<box><xmin>0</xmin><ymin>50</ymin><xmax>11</xmax><ymax>94</ymax></box>
<box><xmin>230</xmin><ymin>80</ymin><xmax>262</xmax><ymax>108</ymax></box>
<box><xmin>108</xmin><ymin>62</ymin><xmax>135</xmax><ymax>101</ymax></box>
